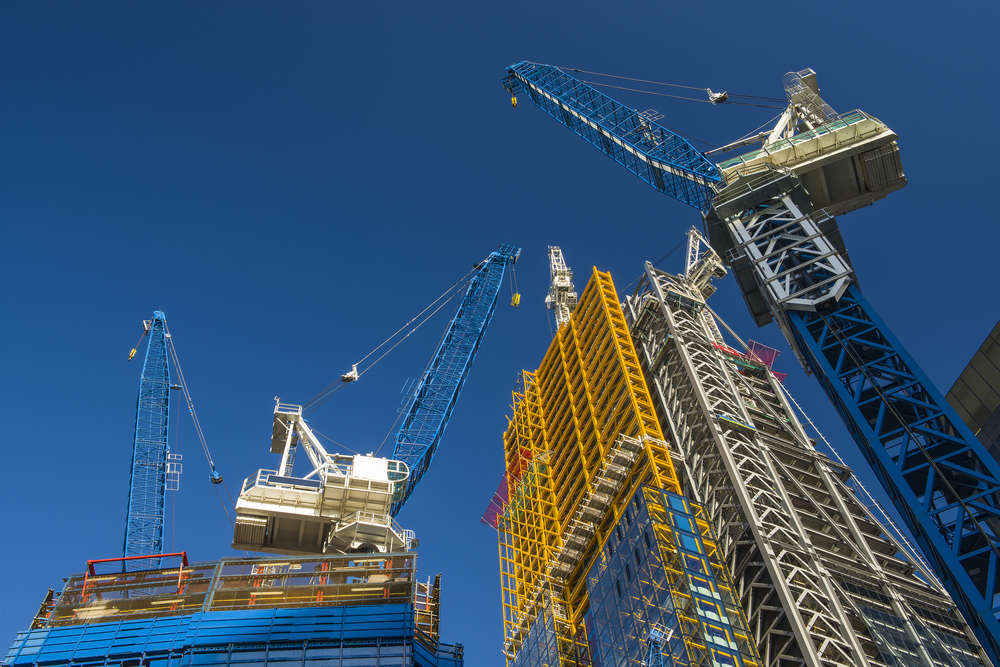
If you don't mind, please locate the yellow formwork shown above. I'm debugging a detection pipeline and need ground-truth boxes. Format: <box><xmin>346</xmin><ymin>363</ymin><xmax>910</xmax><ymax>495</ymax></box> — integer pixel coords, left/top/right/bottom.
<box><xmin>497</xmin><ymin>268</ymin><xmax>684</xmax><ymax>665</ymax></box>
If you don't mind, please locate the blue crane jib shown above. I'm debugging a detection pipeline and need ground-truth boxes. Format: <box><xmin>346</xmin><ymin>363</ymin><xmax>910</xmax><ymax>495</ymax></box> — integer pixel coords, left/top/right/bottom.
<box><xmin>503</xmin><ymin>62</ymin><xmax>722</xmax><ymax>212</ymax></box>
<box><xmin>123</xmin><ymin>311</ymin><xmax>171</xmax><ymax>570</ymax></box>
<box><xmin>508</xmin><ymin>60</ymin><xmax>1000</xmax><ymax>665</ymax></box>
<box><xmin>390</xmin><ymin>244</ymin><xmax>521</xmax><ymax>516</ymax></box>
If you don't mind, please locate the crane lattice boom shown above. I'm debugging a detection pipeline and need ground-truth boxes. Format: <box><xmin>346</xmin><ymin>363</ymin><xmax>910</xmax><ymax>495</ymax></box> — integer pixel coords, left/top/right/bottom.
<box><xmin>123</xmin><ymin>311</ymin><xmax>171</xmax><ymax>570</ymax></box>
<box><xmin>503</xmin><ymin>62</ymin><xmax>722</xmax><ymax>212</ymax></box>
<box><xmin>391</xmin><ymin>244</ymin><xmax>520</xmax><ymax>515</ymax></box>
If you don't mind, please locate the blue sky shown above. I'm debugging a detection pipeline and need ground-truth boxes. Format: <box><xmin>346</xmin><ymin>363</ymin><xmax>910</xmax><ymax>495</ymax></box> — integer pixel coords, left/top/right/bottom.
<box><xmin>2</xmin><ymin>2</ymin><xmax>999</xmax><ymax>664</ymax></box>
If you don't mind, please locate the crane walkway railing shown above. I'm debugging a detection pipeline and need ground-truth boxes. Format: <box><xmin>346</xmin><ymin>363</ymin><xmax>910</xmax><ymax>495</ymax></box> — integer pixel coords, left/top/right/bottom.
<box><xmin>717</xmin><ymin>110</ymin><xmax>879</xmax><ymax>170</ymax></box>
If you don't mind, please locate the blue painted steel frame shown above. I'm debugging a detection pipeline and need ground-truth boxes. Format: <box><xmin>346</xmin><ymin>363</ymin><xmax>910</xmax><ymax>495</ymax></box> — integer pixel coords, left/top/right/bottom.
<box><xmin>123</xmin><ymin>311</ymin><xmax>171</xmax><ymax>569</ymax></box>
<box><xmin>390</xmin><ymin>245</ymin><xmax>520</xmax><ymax>516</ymax></box>
<box><xmin>789</xmin><ymin>285</ymin><xmax>1000</xmax><ymax>665</ymax></box>
<box><xmin>503</xmin><ymin>61</ymin><xmax>722</xmax><ymax>212</ymax></box>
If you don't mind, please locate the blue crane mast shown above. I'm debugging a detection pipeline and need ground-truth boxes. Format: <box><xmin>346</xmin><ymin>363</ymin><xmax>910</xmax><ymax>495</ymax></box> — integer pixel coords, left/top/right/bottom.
<box><xmin>505</xmin><ymin>62</ymin><xmax>1000</xmax><ymax>665</ymax></box>
<box><xmin>391</xmin><ymin>244</ymin><xmax>521</xmax><ymax>515</ymax></box>
<box><xmin>123</xmin><ymin>311</ymin><xmax>172</xmax><ymax>570</ymax></box>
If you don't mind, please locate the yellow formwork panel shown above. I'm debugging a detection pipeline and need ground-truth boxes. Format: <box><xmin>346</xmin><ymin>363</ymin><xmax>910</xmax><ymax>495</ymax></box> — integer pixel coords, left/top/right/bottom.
<box><xmin>496</xmin><ymin>268</ymin><xmax>685</xmax><ymax>665</ymax></box>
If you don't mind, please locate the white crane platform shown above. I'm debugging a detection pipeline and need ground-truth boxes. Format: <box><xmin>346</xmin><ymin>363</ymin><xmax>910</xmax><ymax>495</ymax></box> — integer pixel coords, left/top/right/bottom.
<box><xmin>233</xmin><ymin>402</ymin><xmax>412</xmax><ymax>555</ymax></box>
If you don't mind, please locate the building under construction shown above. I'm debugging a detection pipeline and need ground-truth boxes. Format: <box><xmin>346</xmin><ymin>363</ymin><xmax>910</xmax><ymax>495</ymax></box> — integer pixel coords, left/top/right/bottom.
<box><xmin>3</xmin><ymin>553</ymin><xmax>461</xmax><ymax>667</ymax></box>
<box><xmin>4</xmin><ymin>245</ymin><xmax>522</xmax><ymax>667</ymax></box>
<box><xmin>485</xmin><ymin>237</ymin><xmax>989</xmax><ymax>666</ymax></box>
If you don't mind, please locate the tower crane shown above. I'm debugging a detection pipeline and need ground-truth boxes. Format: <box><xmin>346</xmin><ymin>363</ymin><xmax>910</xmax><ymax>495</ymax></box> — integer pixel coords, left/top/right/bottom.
<box><xmin>504</xmin><ymin>61</ymin><xmax>1000</xmax><ymax>664</ymax></box>
<box><xmin>545</xmin><ymin>246</ymin><xmax>577</xmax><ymax>329</ymax></box>
<box><xmin>233</xmin><ymin>244</ymin><xmax>520</xmax><ymax>555</ymax></box>
<box><xmin>123</xmin><ymin>311</ymin><xmax>181</xmax><ymax>570</ymax></box>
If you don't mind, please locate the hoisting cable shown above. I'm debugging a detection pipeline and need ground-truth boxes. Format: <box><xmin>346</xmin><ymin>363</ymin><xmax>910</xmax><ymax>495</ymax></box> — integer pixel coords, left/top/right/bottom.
<box><xmin>304</xmin><ymin>283</ymin><xmax>468</xmax><ymax>416</ymax></box>
<box><xmin>509</xmin><ymin>263</ymin><xmax>520</xmax><ymax>307</ymax></box>
<box><xmin>162</xmin><ymin>322</ymin><xmax>235</xmax><ymax>527</ymax></box>
<box><xmin>373</xmin><ymin>268</ymin><xmax>477</xmax><ymax>457</ymax></box>
<box><xmin>618</xmin><ymin>237</ymin><xmax>688</xmax><ymax>300</ymax></box>
<box><xmin>128</xmin><ymin>330</ymin><xmax>146</xmax><ymax>361</ymax></box>
<box><xmin>310</xmin><ymin>426</ymin><xmax>362</xmax><ymax>455</ymax></box>
<box><xmin>557</xmin><ymin>66</ymin><xmax>787</xmax><ymax>103</ymax></box>
<box><xmin>301</xmin><ymin>269</ymin><xmax>475</xmax><ymax>412</ymax></box>
<box><xmin>580</xmin><ymin>80</ymin><xmax>786</xmax><ymax>109</ymax></box>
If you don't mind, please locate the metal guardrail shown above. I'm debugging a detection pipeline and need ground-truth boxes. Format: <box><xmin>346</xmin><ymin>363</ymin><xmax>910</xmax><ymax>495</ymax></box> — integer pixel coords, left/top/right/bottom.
<box><xmin>339</xmin><ymin>511</ymin><xmax>408</xmax><ymax>539</ymax></box>
<box><xmin>717</xmin><ymin>110</ymin><xmax>877</xmax><ymax>171</ymax></box>
<box><xmin>240</xmin><ymin>461</ymin><xmax>365</xmax><ymax>497</ymax></box>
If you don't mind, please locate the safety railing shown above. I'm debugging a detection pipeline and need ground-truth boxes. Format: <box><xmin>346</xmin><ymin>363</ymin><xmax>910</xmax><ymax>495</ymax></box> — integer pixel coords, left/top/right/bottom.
<box><xmin>718</xmin><ymin>110</ymin><xmax>879</xmax><ymax>171</ymax></box>
<box><xmin>338</xmin><ymin>511</ymin><xmax>408</xmax><ymax>539</ymax></box>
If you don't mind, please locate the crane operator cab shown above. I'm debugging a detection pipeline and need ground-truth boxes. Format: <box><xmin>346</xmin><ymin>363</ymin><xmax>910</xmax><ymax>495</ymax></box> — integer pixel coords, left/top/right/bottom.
<box><xmin>232</xmin><ymin>400</ymin><xmax>414</xmax><ymax>556</ymax></box>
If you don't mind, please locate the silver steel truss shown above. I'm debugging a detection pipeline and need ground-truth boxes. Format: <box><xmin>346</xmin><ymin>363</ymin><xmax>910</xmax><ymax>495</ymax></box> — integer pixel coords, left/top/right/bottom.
<box><xmin>545</xmin><ymin>245</ymin><xmax>577</xmax><ymax>329</ymax></box>
<box><xmin>624</xmin><ymin>262</ymin><xmax>986</xmax><ymax>667</ymax></box>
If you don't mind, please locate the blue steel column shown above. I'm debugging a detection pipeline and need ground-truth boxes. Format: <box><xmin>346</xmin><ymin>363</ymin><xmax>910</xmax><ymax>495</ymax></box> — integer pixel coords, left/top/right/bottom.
<box><xmin>123</xmin><ymin>311</ymin><xmax>171</xmax><ymax>569</ymax></box>
<box><xmin>390</xmin><ymin>245</ymin><xmax>520</xmax><ymax>516</ymax></box>
<box><xmin>788</xmin><ymin>286</ymin><xmax>1000</xmax><ymax>665</ymax></box>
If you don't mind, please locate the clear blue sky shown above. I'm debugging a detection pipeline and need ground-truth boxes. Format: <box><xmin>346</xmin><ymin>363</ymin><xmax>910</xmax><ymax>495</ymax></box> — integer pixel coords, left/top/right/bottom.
<box><xmin>2</xmin><ymin>2</ymin><xmax>998</xmax><ymax>664</ymax></box>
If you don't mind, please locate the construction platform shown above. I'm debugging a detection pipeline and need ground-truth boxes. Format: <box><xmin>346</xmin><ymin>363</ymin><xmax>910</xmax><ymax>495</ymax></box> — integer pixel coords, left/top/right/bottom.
<box><xmin>3</xmin><ymin>553</ymin><xmax>462</xmax><ymax>667</ymax></box>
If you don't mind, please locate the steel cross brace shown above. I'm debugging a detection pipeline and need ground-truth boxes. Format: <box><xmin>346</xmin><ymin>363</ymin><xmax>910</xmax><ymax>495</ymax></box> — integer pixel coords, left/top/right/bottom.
<box><xmin>626</xmin><ymin>265</ymin><xmax>865</xmax><ymax>667</ymax></box>
<box><xmin>788</xmin><ymin>285</ymin><xmax>1000</xmax><ymax>666</ymax></box>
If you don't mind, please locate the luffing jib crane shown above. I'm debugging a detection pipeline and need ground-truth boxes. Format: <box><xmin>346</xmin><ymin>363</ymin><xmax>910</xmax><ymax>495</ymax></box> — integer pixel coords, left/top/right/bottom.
<box><xmin>505</xmin><ymin>61</ymin><xmax>1000</xmax><ymax>664</ymax></box>
<box><xmin>123</xmin><ymin>311</ymin><xmax>180</xmax><ymax>570</ymax></box>
<box><xmin>233</xmin><ymin>244</ymin><xmax>520</xmax><ymax>555</ymax></box>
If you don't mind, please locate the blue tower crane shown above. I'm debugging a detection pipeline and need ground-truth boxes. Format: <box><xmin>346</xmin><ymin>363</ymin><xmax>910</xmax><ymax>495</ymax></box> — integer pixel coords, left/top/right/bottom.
<box><xmin>123</xmin><ymin>311</ymin><xmax>172</xmax><ymax>570</ymax></box>
<box><xmin>391</xmin><ymin>244</ymin><xmax>520</xmax><ymax>515</ymax></box>
<box><xmin>505</xmin><ymin>62</ymin><xmax>1000</xmax><ymax>665</ymax></box>
<box><xmin>232</xmin><ymin>244</ymin><xmax>520</xmax><ymax>554</ymax></box>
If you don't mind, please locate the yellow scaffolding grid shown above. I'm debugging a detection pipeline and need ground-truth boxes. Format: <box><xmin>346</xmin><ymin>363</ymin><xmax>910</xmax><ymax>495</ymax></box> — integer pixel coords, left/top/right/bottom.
<box><xmin>497</xmin><ymin>268</ymin><xmax>684</xmax><ymax>665</ymax></box>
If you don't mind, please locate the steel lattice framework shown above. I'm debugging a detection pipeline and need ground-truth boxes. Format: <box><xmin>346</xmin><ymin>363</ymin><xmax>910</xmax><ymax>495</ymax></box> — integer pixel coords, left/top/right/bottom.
<box><xmin>503</xmin><ymin>62</ymin><xmax>722</xmax><ymax>212</ymax></box>
<box><xmin>390</xmin><ymin>244</ymin><xmax>520</xmax><ymax>516</ymax></box>
<box><xmin>790</xmin><ymin>286</ymin><xmax>1000</xmax><ymax>663</ymax></box>
<box><xmin>714</xmin><ymin>173</ymin><xmax>1000</xmax><ymax>664</ymax></box>
<box><xmin>626</xmin><ymin>259</ymin><xmax>986</xmax><ymax>667</ymax></box>
<box><xmin>509</xmin><ymin>61</ymin><xmax>1000</xmax><ymax>663</ymax></box>
<box><xmin>493</xmin><ymin>269</ymin><xmax>759</xmax><ymax>667</ymax></box>
<box><xmin>123</xmin><ymin>311</ymin><xmax>171</xmax><ymax>570</ymax></box>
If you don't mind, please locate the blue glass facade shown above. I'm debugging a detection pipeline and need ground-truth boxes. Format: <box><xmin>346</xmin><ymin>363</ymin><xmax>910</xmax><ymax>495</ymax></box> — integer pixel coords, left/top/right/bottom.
<box><xmin>511</xmin><ymin>607</ymin><xmax>560</xmax><ymax>667</ymax></box>
<box><xmin>583</xmin><ymin>487</ymin><xmax>758</xmax><ymax>667</ymax></box>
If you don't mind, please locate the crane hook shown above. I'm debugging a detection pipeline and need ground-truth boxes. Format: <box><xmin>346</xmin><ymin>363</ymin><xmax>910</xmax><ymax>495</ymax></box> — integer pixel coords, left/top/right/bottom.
<box><xmin>511</xmin><ymin>96</ymin><xmax>518</xmax><ymax>109</ymax></box>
